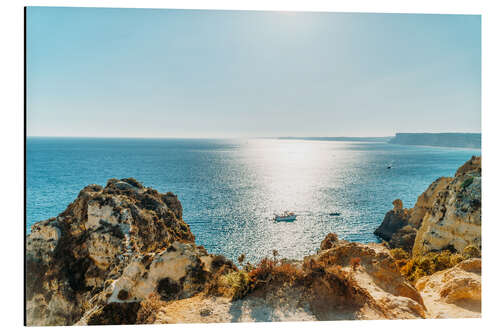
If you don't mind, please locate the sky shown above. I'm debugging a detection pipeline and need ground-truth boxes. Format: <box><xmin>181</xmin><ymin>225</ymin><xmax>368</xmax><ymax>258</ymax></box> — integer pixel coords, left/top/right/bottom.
<box><xmin>26</xmin><ymin>7</ymin><xmax>481</xmax><ymax>138</ymax></box>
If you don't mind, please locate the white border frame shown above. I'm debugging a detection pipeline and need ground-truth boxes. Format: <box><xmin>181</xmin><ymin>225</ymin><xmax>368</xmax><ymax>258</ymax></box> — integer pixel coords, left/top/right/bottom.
<box><xmin>2</xmin><ymin>1</ymin><xmax>498</xmax><ymax>332</ymax></box>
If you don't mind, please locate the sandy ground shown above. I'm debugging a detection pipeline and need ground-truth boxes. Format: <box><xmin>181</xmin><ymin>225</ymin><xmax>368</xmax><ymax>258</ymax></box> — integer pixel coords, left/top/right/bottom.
<box><xmin>154</xmin><ymin>290</ymin><xmax>317</xmax><ymax>324</ymax></box>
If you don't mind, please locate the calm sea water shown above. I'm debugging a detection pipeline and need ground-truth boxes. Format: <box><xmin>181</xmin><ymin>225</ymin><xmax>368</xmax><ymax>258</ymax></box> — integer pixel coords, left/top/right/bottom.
<box><xmin>27</xmin><ymin>137</ymin><xmax>480</xmax><ymax>263</ymax></box>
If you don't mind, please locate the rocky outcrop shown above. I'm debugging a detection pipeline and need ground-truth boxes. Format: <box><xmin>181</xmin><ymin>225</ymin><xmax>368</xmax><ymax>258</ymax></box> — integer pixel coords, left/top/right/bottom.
<box><xmin>26</xmin><ymin>178</ymin><xmax>198</xmax><ymax>326</ymax></box>
<box><xmin>371</xmin><ymin>156</ymin><xmax>482</xmax><ymax>319</ymax></box>
<box><xmin>303</xmin><ymin>240</ymin><xmax>426</xmax><ymax>320</ymax></box>
<box><xmin>76</xmin><ymin>241</ymin><xmax>236</xmax><ymax>325</ymax></box>
<box><xmin>374</xmin><ymin>200</ymin><xmax>416</xmax><ymax>252</ymax></box>
<box><xmin>412</xmin><ymin>157</ymin><xmax>481</xmax><ymax>255</ymax></box>
<box><xmin>375</xmin><ymin>156</ymin><xmax>481</xmax><ymax>256</ymax></box>
<box><xmin>415</xmin><ymin>258</ymin><xmax>481</xmax><ymax>318</ymax></box>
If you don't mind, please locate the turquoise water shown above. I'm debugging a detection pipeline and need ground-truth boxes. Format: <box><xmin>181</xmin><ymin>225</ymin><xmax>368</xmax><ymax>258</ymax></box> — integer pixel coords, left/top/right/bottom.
<box><xmin>26</xmin><ymin>137</ymin><xmax>480</xmax><ymax>263</ymax></box>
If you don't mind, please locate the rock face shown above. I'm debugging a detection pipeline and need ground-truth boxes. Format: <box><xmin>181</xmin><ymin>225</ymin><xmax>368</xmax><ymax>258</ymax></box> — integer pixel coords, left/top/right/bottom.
<box><xmin>370</xmin><ymin>156</ymin><xmax>482</xmax><ymax>319</ymax></box>
<box><xmin>374</xmin><ymin>200</ymin><xmax>415</xmax><ymax>252</ymax></box>
<box><xmin>413</xmin><ymin>156</ymin><xmax>481</xmax><ymax>255</ymax></box>
<box><xmin>26</xmin><ymin>178</ymin><xmax>197</xmax><ymax>326</ymax></box>
<box><xmin>375</xmin><ymin>156</ymin><xmax>481</xmax><ymax>256</ymax></box>
<box><xmin>304</xmin><ymin>239</ymin><xmax>426</xmax><ymax>320</ymax></box>
<box><xmin>415</xmin><ymin>259</ymin><xmax>481</xmax><ymax>318</ymax></box>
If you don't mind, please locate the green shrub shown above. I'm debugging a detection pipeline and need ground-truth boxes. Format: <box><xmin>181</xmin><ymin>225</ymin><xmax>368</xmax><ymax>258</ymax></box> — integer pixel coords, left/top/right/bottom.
<box><xmin>461</xmin><ymin>177</ymin><xmax>474</xmax><ymax>190</ymax></box>
<box><xmin>218</xmin><ymin>271</ymin><xmax>251</xmax><ymax>300</ymax></box>
<box><xmin>463</xmin><ymin>245</ymin><xmax>481</xmax><ymax>259</ymax></box>
<box><xmin>400</xmin><ymin>250</ymin><xmax>465</xmax><ymax>282</ymax></box>
<box><xmin>390</xmin><ymin>248</ymin><xmax>410</xmax><ymax>260</ymax></box>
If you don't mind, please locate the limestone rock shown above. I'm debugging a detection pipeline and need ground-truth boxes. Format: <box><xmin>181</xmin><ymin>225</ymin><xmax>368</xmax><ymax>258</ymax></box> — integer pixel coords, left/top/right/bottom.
<box><xmin>415</xmin><ymin>259</ymin><xmax>481</xmax><ymax>318</ymax></box>
<box><xmin>408</xmin><ymin>177</ymin><xmax>452</xmax><ymax>228</ymax></box>
<box><xmin>413</xmin><ymin>157</ymin><xmax>481</xmax><ymax>255</ymax></box>
<box><xmin>455</xmin><ymin>156</ymin><xmax>481</xmax><ymax>177</ymax></box>
<box><xmin>374</xmin><ymin>199</ymin><xmax>411</xmax><ymax>241</ymax></box>
<box><xmin>302</xmin><ymin>240</ymin><xmax>426</xmax><ymax>320</ymax></box>
<box><xmin>375</xmin><ymin>156</ymin><xmax>481</xmax><ymax>256</ymax></box>
<box><xmin>26</xmin><ymin>178</ymin><xmax>195</xmax><ymax>326</ymax></box>
<box><xmin>388</xmin><ymin>225</ymin><xmax>417</xmax><ymax>253</ymax></box>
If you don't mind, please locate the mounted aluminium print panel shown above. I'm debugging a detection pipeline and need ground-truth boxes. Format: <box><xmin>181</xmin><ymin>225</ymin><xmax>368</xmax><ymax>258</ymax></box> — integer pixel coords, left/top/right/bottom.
<box><xmin>25</xmin><ymin>6</ymin><xmax>481</xmax><ymax>326</ymax></box>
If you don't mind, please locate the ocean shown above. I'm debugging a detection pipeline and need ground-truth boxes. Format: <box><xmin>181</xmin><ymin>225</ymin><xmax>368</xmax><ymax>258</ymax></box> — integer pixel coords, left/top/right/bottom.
<box><xmin>26</xmin><ymin>137</ymin><xmax>480</xmax><ymax>263</ymax></box>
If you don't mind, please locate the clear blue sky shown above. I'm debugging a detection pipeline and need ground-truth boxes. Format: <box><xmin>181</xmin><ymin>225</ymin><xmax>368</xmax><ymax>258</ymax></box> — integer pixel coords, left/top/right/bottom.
<box><xmin>27</xmin><ymin>7</ymin><xmax>481</xmax><ymax>138</ymax></box>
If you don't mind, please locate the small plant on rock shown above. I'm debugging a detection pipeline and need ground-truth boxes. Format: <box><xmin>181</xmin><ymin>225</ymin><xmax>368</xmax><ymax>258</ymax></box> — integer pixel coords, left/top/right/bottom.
<box><xmin>350</xmin><ymin>257</ymin><xmax>361</xmax><ymax>270</ymax></box>
<box><xmin>272</xmin><ymin>249</ymin><xmax>279</xmax><ymax>263</ymax></box>
<box><xmin>463</xmin><ymin>245</ymin><xmax>481</xmax><ymax>259</ymax></box>
<box><xmin>238</xmin><ymin>253</ymin><xmax>246</xmax><ymax>265</ymax></box>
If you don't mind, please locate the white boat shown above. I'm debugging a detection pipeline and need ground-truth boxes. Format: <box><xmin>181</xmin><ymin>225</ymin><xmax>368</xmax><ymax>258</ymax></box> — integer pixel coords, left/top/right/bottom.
<box><xmin>274</xmin><ymin>211</ymin><xmax>297</xmax><ymax>222</ymax></box>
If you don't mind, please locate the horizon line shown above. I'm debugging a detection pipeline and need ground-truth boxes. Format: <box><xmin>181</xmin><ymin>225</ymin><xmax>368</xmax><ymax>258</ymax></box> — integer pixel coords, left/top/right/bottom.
<box><xmin>26</xmin><ymin>132</ymin><xmax>482</xmax><ymax>140</ymax></box>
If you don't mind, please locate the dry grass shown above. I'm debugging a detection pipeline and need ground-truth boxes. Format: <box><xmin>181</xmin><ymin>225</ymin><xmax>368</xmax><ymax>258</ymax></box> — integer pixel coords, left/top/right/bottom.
<box><xmin>349</xmin><ymin>257</ymin><xmax>361</xmax><ymax>270</ymax></box>
<box><xmin>206</xmin><ymin>256</ymin><xmax>308</xmax><ymax>299</ymax></box>
<box><xmin>214</xmin><ymin>271</ymin><xmax>251</xmax><ymax>300</ymax></box>
<box><xmin>205</xmin><ymin>254</ymin><xmax>251</xmax><ymax>301</ymax></box>
<box><xmin>136</xmin><ymin>293</ymin><xmax>167</xmax><ymax>324</ymax></box>
<box><xmin>390</xmin><ymin>248</ymin><xmax>410</xmax><ymax>260</ymax></box>
<box><xmin>247</xmin><ymin>258</ymin><xmax>274</xmax><ymax>283</ymax></box>
<box><xmin>247</xmin><ymin>258</ymin><xmax>305</xmax><ymax>287</ymax></box>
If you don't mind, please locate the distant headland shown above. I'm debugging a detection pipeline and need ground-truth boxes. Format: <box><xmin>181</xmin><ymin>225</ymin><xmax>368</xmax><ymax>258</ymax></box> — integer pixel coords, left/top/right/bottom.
<box><xmin>389</xmin><ymin>133</ymin><xmax>481</xmax><ymax>149</ymax></box>
<box><xmin>277</xmin><ymin>133</ymin><xmax>481</xmax><ymax>149</ymax></box>
<box><xmin>277</xmin><ymin>137</ymin><xmax>391</xmax><ymax>142</ymax></box>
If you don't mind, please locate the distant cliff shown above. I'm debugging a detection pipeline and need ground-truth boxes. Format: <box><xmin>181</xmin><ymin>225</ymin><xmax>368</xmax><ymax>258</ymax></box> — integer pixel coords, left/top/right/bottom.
<box><xmin>389</xmin><ymin>133</ymin><xmax>481</xmax><ymax>148</ymax></box>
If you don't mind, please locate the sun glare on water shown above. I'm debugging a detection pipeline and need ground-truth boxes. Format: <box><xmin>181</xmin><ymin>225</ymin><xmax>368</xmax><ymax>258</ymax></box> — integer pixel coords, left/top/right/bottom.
<box><xmin>221</xmin><ymin>139</ymin><xmax>362</xmax><ymax>262</ymax></box>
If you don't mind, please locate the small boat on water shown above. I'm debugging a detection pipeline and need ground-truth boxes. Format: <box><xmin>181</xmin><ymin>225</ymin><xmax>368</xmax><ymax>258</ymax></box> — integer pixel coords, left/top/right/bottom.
<box><xmin>274</xmin><ymin>211</ymin><xmax>297</xmax><ymax>222</ymax></box>
<box><xmin>329</xmin><ymin>212</ymin><xmax>341</xmax><ymax>216</ymax></box>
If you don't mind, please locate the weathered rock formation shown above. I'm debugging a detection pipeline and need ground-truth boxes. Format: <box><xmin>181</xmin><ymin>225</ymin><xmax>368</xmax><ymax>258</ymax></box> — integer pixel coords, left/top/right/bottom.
<box><xmin>413</xmin><ymin>156</ymin><xmax>481</xmax><ymax>255</ymax></box>
<box><xmin>371</xmin><ymin>156</ymin><xmax>482</xmax><ymax>319</ymax></box>
<box><xmin>374</xmin><ymin>199</ymin><xmax>415</xmax><ymax>252</ymax></box>
<box><xmin>26</xmin><ymin>178</ymin><xmax>200</xmax><ymax>326</ymax></box>
<box><xmin>416</xmin><ymin>258</ymin><xmax>481</xmax><ymax>318</ymax></box>
<box><xmin>375</xmin><ymin>156</ymin><xmax>481</xmax><ymax>256</ymax></box>
<box><xmin>305</xmin><ymin>239</ymin><xmax>426</xmax><ymax>320</ymax></box>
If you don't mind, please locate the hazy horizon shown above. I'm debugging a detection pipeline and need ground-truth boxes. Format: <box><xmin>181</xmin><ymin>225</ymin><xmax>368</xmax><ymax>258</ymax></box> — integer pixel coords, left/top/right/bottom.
<box><xmin>26</xmin><ymin>131</ymin><xmax>482</xmax><ymax>139</ymax></box>
<box><xmin>27</xmin><ymin>8</ymin><xmax>481</xmax><ymax>138</ymax></box>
